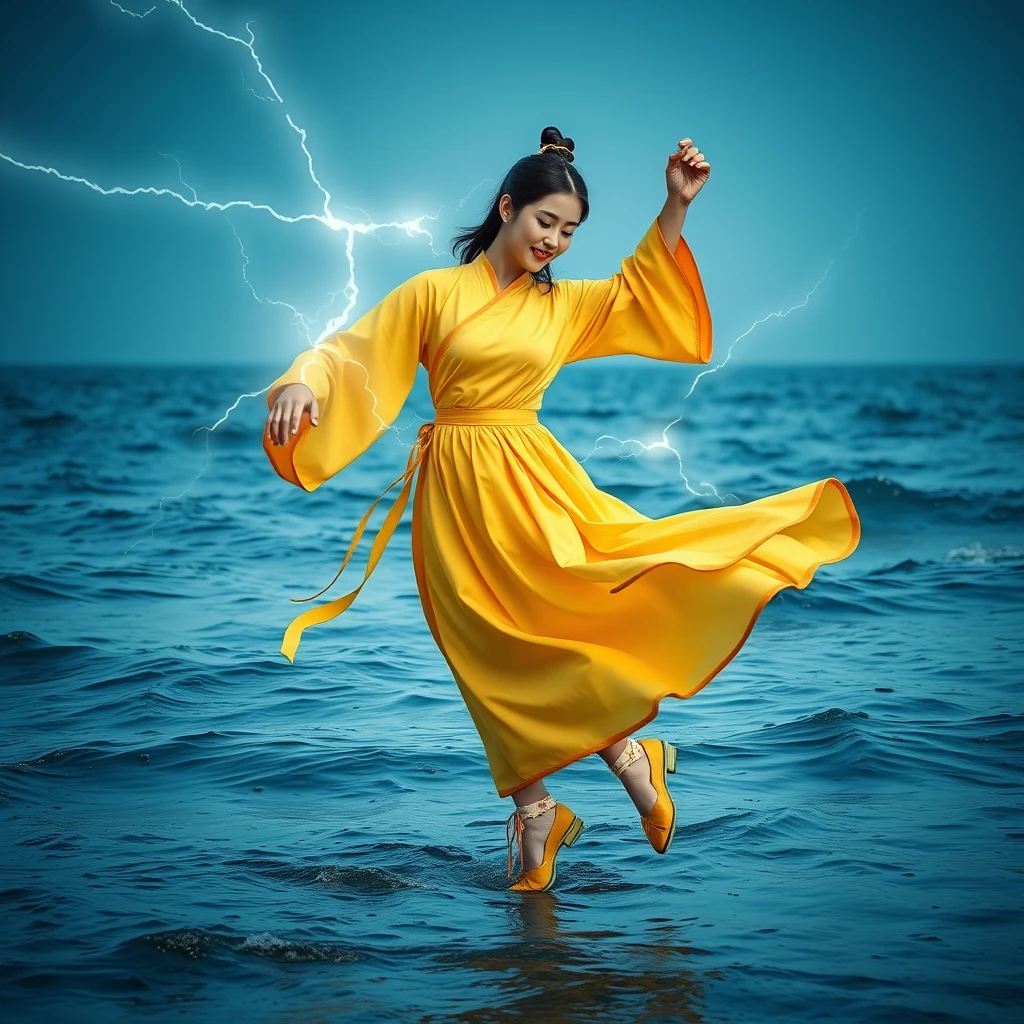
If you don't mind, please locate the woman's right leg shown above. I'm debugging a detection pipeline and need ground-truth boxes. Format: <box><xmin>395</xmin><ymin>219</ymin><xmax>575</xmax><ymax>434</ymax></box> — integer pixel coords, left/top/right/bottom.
<box><xmin>509</xmin><ymin>780</ymin><xmax>557</xmax><ymax>872</ymax></box>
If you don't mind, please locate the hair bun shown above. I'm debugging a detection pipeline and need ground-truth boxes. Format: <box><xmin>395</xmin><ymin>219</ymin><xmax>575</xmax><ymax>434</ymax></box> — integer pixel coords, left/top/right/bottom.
<box><xmin>539</xmin><ymin>125</ymin><xmax>575</xmax><ymax>162</ymax></box>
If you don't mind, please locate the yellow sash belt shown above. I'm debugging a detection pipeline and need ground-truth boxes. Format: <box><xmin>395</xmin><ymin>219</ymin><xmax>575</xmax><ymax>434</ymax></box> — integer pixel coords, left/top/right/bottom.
<box><xmin>278</xmin><ymin>407</ymin><xmax>540</xmax><ymax>663</ymax></box>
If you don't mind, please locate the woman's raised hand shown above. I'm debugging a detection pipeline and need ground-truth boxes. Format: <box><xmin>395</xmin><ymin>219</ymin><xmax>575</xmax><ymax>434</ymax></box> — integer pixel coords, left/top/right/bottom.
<box><xmin>266</xmin><ymin>382</ymin><xmax>319</xmax><ymax>446</ymax></box>
<box><xmin>666</xmin><ymin>138</ymin><xmax>710</xmax><ymax>205</ymax></box>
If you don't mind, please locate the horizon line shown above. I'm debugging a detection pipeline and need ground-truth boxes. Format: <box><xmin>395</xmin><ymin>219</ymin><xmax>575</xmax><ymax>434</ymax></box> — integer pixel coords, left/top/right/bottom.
<box><xmin>2</xmin><ymin>360</ymin><xmax>1023</xmax><ymax>370</ymax></box>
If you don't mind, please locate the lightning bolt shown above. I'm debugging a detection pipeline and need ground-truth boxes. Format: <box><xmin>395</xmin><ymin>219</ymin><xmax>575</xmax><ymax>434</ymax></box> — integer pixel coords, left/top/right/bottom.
<box><xmin>110</xmin><ymin>2</ymin><xmax>155</xmax><ymax>15</ymax></box>
<box><xmin>0</xmin><ymin>0</ymin><xmax>489</xmax><ymax>553</ymax></box>
<box><xmin>3</xmin><ymin>0</ymin><xmax>866</xmax><ymax>549</ymax></box>
<box><xmin>580</xmin><ymin>208</ymin><xmax>867</xmax><ymax>505</ymax></box>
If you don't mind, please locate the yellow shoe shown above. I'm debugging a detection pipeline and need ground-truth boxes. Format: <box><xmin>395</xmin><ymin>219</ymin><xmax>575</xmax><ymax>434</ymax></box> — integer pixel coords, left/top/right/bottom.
<box><xmin>611</xmin><ymin>737</ymin><xmax>679</xmax><ymax>855</ymax></box>
<box><xmin>506</xmin><ymin>796</ymin><xmax>585</xmax><ymax>892</ymax></box>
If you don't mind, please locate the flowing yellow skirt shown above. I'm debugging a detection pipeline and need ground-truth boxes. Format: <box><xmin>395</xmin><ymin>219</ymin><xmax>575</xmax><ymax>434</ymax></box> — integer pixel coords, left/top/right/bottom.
<box><xmin>399</xmin><ymin>408</ymin><xmax>861</xmax><ymax>798</ymax></box>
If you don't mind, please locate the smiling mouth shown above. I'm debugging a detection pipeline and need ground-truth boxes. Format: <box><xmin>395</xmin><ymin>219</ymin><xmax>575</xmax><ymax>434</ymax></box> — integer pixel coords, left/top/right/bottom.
<box><xmin>531</xmin><ymin>248</ymin><xmax>553</xmax><ymax>260</ymax></box>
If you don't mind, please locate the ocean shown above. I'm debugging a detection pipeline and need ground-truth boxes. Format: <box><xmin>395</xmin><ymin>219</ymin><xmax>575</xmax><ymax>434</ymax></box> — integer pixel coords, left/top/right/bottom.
<box><xmin>2</xmin><ymin>360</ymin><xmax>1021</xmax><ymax>1022</ymax></box>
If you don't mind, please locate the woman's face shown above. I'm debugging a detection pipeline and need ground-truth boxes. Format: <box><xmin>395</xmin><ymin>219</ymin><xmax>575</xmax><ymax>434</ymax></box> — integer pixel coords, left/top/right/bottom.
<box><xmin>499</xmin><ymin>192</ymin><xmax>583</xmax><ymax>272</ymax></box>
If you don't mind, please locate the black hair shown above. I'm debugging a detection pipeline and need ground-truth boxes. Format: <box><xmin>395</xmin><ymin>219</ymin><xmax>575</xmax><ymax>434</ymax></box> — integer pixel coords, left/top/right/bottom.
<box><xmin>451</xmin><ymin>126</ymin><xmax>590</xmax><ymax>293</ymax></box>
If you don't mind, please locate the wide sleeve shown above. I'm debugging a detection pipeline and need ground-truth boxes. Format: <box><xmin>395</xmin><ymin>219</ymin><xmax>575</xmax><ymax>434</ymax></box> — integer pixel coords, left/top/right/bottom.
<box><xmin>560</xmin><ymin>217</ymin><xmax>712</xmax><ymax>364</ymax></box>
<box><xmin>263</xmin><ymin>270</ymin><xmax>435</xmax><ymax>492</ymax></box>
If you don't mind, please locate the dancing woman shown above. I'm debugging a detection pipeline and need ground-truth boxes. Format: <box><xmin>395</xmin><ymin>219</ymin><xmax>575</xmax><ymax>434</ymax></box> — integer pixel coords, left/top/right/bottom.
<box><xmin>264</xmin><ymin>127</ymin><xmax>861</xmax><ymax>891</ymax></box>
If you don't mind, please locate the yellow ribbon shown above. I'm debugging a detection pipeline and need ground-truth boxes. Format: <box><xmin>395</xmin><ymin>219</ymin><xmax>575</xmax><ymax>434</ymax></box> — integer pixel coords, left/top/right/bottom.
<box><xmin>279</xmin><ymin>422</ymin><xmax>435</xmax><ymax>663</ymax></box>
<box><xmin>277</xmin><ymin>408</ymin><xmax>540</xmax><ymax>664</ymax></box>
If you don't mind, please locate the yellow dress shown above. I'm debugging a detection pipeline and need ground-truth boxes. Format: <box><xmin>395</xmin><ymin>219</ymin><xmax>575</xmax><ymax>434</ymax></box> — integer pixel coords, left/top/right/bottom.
<box><xmin>264</xmin><ymin>218</ymin><xmax>861</xmax><ymax>798</ymax></box>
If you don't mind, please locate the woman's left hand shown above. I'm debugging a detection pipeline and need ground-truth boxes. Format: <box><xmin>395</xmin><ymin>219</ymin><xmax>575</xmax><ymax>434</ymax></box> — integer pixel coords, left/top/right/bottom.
<box><xmin>666</xmin><ymin>138</ymin><xmax>710</xmax><ymax>205</ymax></box>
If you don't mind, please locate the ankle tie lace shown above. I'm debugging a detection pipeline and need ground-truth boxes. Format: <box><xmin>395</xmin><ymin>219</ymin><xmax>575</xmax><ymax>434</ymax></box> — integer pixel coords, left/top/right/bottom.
<box><xmin>506</xmin><ymin>794</ymin><xmax>556</xmax><ymax>878</ymax></box>
<box><xmin>610</xmin><ymin>737</ymin><xmax>644</xmax><ymax>776</ymax></box>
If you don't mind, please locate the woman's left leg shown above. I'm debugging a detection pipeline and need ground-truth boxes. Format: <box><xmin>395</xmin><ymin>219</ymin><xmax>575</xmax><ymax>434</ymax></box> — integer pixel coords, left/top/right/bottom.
<box><xmin>598</xmin><ymin>737</ymin><xmax>658</xmax><ymax>814</ymax></box>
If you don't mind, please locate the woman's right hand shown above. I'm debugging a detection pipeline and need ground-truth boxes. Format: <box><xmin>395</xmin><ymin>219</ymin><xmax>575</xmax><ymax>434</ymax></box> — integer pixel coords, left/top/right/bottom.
<box><xmin>266</xmin><ymin>383</ymin><xmax>319</xmax><ymax>446</ymax></box>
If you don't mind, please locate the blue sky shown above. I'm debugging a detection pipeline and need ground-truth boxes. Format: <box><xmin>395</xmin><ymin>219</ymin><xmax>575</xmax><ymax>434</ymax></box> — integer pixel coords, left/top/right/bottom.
<box><xmin>0</xmin><ymin>0</ymin><xmax>1019</xmax><ymax>365</ymax></box>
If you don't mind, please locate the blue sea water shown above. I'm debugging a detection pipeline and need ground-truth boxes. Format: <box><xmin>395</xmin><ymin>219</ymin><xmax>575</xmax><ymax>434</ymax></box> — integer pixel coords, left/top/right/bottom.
<box><xmin>1</xmin><ymin>361</ymin><xmax>1022</xmax><ymax>1023</ymax></box>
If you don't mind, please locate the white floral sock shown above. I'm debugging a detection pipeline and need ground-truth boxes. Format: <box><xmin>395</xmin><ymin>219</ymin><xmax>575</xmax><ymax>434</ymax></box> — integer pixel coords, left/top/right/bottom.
<box><xmin>506</xmin><ymin>794</ymin><xmax>556</xmax><ymax>875</ymax></box>
<box><xmin>609</xmin><ymin>738</ymin><xmax>658</xmax><ymax>815</ymax></box>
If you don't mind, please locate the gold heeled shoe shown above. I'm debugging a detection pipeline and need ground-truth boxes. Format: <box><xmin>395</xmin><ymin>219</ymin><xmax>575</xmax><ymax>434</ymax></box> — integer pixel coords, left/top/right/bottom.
<box><xmin>610</xmin><ymin>736</ymin><xmax>679</xmax><ymax>855</ymax></box>
<box><xmin>506</xmin><ymin>795</ymin><xmax>585</xmax><ymax>892</ymax></box>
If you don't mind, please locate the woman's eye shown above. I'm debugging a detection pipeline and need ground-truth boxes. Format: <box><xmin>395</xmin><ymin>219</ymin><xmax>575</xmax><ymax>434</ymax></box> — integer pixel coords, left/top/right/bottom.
<box><xmin>538</xmin><ymin>217</ymin><xmax>572</xmax><ymax>238</ymax></box>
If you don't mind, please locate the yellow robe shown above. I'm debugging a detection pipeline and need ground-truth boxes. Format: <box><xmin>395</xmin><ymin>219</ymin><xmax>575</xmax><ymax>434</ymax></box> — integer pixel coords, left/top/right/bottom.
<box><xmin>264</xmin><ymin>218</ymin><xmax>861</xmax><ymax>798</ymax></box>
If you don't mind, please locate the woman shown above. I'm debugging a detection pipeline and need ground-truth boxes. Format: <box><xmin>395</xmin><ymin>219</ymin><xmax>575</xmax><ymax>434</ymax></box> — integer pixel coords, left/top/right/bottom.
<box><xmin>263</xmin><ymin>127</ymin><xmax>861</xmax><ymax>892</ymax></box>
